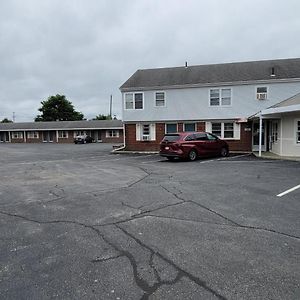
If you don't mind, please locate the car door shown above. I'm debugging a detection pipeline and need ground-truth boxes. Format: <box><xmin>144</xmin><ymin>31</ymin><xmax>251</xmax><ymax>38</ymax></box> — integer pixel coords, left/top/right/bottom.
<box><xmin>194</xmin><ymin>133</ymin><xmax>210</xmax><ymax>156</ymax></box>
<box><xmin>205</xmin><ymin>133</ymin><xmax>222</xmax><ymax>155</ymax></box>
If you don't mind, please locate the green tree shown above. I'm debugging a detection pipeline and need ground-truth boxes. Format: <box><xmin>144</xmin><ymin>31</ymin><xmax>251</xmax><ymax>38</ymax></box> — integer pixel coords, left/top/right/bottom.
<box><xmin>1</xmin><ymin>118</ymin><xmax>13</xmax><ymax>123</ymax></box>
<box><xmin>35</xmin><ymin>94</ymin><xmax>84</xmax><ymax>122</ymax></box>
<box><xmin>93</xmin><ymin>114</ymin><xmax>112</xmax><ymax>120</ymax></box>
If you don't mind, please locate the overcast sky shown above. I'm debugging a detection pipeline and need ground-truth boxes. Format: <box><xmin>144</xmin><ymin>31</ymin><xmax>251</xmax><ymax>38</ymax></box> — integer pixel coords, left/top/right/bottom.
<box><xmin>0</xmin><ymin>0</ymin><xmax>300</xmax><ymax>122</ymax></box>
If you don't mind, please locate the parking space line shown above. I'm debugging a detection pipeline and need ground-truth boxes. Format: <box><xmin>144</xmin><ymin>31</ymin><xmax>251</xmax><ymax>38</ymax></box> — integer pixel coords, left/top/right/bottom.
<box><xmin>277</xmin><ymin>184</ymin><xmax>300</xmax><ymax>197</ymax></box>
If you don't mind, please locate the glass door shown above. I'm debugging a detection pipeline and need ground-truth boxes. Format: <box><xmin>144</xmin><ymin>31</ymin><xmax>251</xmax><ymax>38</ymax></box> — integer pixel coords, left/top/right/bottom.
<box><xmin>252</xmin><ymin>120</ymin><xmax>266</xmax><ymax>151</ymax></box>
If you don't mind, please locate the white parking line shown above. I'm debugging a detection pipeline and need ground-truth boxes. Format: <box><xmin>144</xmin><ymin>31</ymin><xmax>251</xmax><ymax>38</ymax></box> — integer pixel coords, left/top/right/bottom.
<box><xmin>277</xmin><ymin>184</ymin><xmax>300</xmax><ymax>197</ymax></box>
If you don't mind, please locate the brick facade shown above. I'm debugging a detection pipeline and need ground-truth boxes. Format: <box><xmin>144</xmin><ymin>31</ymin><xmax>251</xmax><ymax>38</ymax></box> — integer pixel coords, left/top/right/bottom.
<box><xmin>125</xmin><ymin>121</ymin><xmax>252</xmax><ymax>152</ymax></box>
<box><xmin>5</xmin><ymin>129</ymin><xmax>123</xmax><ymax>144</ymax></box>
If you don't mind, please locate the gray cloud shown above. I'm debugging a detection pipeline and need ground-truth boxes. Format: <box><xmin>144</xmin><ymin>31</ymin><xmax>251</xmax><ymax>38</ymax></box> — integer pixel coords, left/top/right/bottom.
<box><xmin>0</xmin><ymin>0</ymin><xmax>300</xmax><ymax>121</ymax></box>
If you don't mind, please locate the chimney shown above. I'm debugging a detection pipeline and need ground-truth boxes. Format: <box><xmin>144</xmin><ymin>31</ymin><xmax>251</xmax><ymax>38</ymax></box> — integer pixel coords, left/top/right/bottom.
<box><xmin>185</xmin><ymin>61</ymin><xmax>188</xmax><ymax>68</ymax></box>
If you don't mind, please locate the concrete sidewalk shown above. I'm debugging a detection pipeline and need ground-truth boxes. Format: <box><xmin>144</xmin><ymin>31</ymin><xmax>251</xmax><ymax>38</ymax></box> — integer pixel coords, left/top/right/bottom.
<box><xmin>253</xmin><ymin>151</ymin><xmax>300</xmax><ymax>161</ymax></box>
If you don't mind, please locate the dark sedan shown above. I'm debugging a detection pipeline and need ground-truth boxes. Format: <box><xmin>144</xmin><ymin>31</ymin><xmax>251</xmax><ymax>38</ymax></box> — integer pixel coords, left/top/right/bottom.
<box><xmin>74</xmin><ymin>135</ymin><xmax>94</xmax><ymax>144</ymax></box>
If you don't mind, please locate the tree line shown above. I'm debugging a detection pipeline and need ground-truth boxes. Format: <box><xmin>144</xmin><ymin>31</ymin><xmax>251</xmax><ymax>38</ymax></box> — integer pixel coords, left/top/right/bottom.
<box><xmin>1</xmin><ymin>94</ymin><xmax>116</xmax><ymax>123</ymax></box>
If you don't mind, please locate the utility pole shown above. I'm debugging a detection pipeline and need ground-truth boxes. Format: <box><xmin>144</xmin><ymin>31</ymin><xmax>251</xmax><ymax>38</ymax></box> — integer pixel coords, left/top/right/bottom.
<box><xmin>109</xmin><ymin>95</ymin><xmax>113</xmax><ymax>119</ymax></box>
<box><xmin>12</xmin><ymin>112</ymin><xmax>15</xmax><ymax>122</ymax></box>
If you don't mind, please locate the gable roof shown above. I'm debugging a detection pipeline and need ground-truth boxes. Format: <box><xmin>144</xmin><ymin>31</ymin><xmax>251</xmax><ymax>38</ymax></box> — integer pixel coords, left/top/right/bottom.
<box><xmin>270</xmin><ymin>92</ymin><xmax>300</xmax><ymax>108</ymax></box>
<box><xmin>0</xmin><ymin>120</ymin><xmax>123</xmax><ymax>131</ymax></box>
<box><xmin>120</xmin><ymin>58</ymin><xmax>300</xmax><ymax>91</ymax></box>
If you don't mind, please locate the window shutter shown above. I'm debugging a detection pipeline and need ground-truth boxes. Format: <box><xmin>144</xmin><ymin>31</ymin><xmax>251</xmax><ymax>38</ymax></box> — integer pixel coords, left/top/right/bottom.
<box><xmin>234</xmin><ymin>123</ymin><xmax>240</xmax><ymax>140</ymax></box>
<box><xmin>205</xmin><ymin>122</ymin><xmax>212</xmax><ymax>133</ymax></box>
<box><xmin>150</xmin><ymin>124</ymin><xmax>156</xmax><ymax>141</ymax></box>
<box><xmin>136</xmin><ymin>124</ymin><xmax>141</xmax><ymax>141</ymax></box>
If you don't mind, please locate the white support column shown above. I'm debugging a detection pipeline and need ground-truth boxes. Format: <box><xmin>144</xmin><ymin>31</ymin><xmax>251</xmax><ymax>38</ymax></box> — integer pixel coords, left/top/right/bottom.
<box><xmin>259</xmin><ymin>114</ymin><xmax>263</xmax><ymax>157</ymax></box>
<box><xmin>56</xmin><ymin>130</ymin><xmax>59</xmax><ymax>143</ymax></box>
<box><xmin>24</xmin><ymin>131</ymin><xmax>27</xmax><ymax>143</ymax></box>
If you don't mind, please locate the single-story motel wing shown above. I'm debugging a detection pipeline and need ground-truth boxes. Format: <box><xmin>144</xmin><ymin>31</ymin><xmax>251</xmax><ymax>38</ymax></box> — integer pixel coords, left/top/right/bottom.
<box><xmin>0</xmin><ymin>120</ymin><xmax>123</xmax><ymax>144</ymax></box>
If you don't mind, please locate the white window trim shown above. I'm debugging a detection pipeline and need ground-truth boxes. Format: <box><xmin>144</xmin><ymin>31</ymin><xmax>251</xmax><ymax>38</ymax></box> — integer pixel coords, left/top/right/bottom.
<box><xmin>124</xmin><ymin>92</ymin><xmax>144</xmax><ymax>110</ymax></box>
<box><xmin>295</xmin><ymin>119</ymin><xmax>300</xmax><ymax>145</ymax></box>
<box><xmin>183</xmin><ymin>122</ymin><xmax>196</xmax><ymax>132</ymax></box>
<box><xmin>165</xmin><ymin>123</ymin><xmax>178</xmax><ymax>134</ymax></box>
<box><xmin>271</xmin><ymin>121</ymin><xmax>279</xmax><ymax>144</ymax></box>
<box><xmin>136</xmin><ymin>123</ymin><xmax>156</xmax><ymax>141</ymax></box>
<box><xmin>106</xmin><ymin>130</ymin><xmax>119</xmax><ymax>138</ymax></box>
<box><xmin>255</xmin><ymin>85</ymin><xmax>269</xmax><ymax>100</ymax></box>
<box><xmin>206</xmin><ymin>121</ymin><xmax>240</xmax><ymax>140</ymax></box>
<box><xmin>27</xmin><ymin>131</ymin><xmax>39</xmax><ymax>139</ymax></box>
<box><xmin>154</xmin><ymin>91</ymin><xmax>166</xmax><ymax>107</ymax></box>
<box><xmin>58</xmin><ymin>131</ymin><xmax>68</xmax><ymax>138</ymax></box>
<box><xmin>12</xmin><ymin>132</ymin><xmax>23</xmax><ymax>139</ymax></box>
<box><xmin>208</xmin><ymin>88</ymin><xmax>232</xmax><ymax>107</ymax></box>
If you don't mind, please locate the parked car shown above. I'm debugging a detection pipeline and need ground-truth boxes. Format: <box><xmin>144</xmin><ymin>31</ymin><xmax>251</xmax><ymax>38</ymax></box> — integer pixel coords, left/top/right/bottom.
<box><xmin>74</xmin><ymin>135</ymin><xmax>94</xmax><ymax>144</ymax></box>
<box><xmin>159</xmin><ymin>132</ymin><xmax>229</xmax><ymax>161</ymax></box>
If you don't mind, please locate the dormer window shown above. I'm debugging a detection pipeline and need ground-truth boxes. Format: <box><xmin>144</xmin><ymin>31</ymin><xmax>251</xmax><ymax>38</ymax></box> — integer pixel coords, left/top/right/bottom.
<box><xmin>256</xmin><ymin>87</ymin><xmax>268</xmax><ymax>100</ymax></box>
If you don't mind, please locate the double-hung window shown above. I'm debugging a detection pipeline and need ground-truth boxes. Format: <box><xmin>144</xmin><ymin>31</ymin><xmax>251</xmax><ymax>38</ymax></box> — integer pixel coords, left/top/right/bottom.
<box><xmin>12</xmin><ymin>132</ymin><xmax>23</xmax><ymax>139</ymax></box>
<box><xmin>297</xmin><ymin>121</ymin><xmax>300</xmax><ymax>144</ymax></box>
<box><xmin>106</xmin><ymin>130</ymin><xmax>119</xmax><ymax>138</ymax></box>
<box><xmin>211</xmin><ymin>122</ymin><xmax>235</xmax><ymax>139</ymax></box>
<box><xmin>210</xmin><ymin>88</ymin><xmax>231</xmax><ymax>106</ymax></box>
<box><xmin>58</xmin><ymin>131</ymin><xmax>68</xmax><ymax>138</ymax></box>
<box><xmin>271</xmin><ymin>121</ymin><xmax>278</xmax><ymax>143</ymax></box>
<box><xmin>27</xmin><ymin>131</ymin><xmax>39</xmax><ymax>138</ymax></box>
<box><xmin>155</xmin><ymin>92</ymin><xmax>165</xmax><ymax>107</ymax></box>
<box><xmin>125</xmin><ymin>92</ymin><xmax>143</xmax><ymax>109</ymax></box>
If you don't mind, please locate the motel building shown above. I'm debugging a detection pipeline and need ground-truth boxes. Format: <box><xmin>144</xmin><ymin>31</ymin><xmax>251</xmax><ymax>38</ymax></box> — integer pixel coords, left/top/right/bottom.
<box><xmin>120</xmin><ymin>58</ymin><xmax>300</xmax><ymax>157</ymax></box>
<box><xmin>0</xmin><ymin>120</ymin><xmax>123</xmax><ymax>144</ymax></box>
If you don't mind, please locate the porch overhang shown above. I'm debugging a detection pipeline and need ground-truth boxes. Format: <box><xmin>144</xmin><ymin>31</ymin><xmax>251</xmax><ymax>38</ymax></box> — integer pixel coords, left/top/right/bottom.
<box><xmin>261</xmin><ymin>104</ymin><xmax>300</xmax><ymax>116</ymax></box>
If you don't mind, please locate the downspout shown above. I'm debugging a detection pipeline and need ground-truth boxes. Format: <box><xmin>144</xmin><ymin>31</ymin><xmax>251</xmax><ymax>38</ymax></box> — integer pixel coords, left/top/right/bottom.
<box><xmin>259</xmin><ymin>113</ymin><xmax>262</xmax><ymax>157</ymax></box>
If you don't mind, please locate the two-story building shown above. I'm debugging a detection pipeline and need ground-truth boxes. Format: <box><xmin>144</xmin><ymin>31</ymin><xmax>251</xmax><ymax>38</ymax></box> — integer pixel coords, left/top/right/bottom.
<box><xmin>120</xmin><ymin>58</ymin><xmax>300</xmax><ymax>156</ymax></box>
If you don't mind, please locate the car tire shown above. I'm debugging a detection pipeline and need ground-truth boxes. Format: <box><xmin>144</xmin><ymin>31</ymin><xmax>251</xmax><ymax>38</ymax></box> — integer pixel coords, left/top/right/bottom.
<box><xmin>220</xmin><ymin>147</ymin><xmax>229</xmax><ymax>157</ymax></box>
<box><xmin>188</xmin><ymin>149</ymin><xmax>197</xmax><ymax>161</ymax></box>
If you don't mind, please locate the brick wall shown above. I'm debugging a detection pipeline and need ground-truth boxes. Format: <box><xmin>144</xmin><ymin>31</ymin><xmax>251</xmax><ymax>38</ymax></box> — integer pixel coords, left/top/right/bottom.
<box><xmin>100</xmin><ymin>129</ymin><xmax>124</xmax><ymax>143</ymax></box>
<box><xmin>125</xmin><ymin>121</ymin><xmax>252</xmax><ymax>152</ymax></box>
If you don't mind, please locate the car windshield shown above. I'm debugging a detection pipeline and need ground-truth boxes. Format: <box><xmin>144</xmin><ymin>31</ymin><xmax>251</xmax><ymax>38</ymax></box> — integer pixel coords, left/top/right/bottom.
<box><xmin>162</xmin><ymin>134</ymin><xmax>180</xmax><ymax>142</ymax></box>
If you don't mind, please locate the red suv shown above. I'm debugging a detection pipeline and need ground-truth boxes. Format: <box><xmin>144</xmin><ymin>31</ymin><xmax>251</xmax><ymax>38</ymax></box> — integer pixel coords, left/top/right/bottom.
<box><xmin>159</xmin><ymin>132</ymin><xmax>229</xmax><ymax>161</ymax></box>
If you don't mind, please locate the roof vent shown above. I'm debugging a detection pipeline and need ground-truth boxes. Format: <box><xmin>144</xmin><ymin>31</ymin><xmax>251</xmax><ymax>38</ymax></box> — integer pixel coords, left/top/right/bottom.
<box><xmin>185</xmin><ymin>61</ymin><xmax>188</xmax><ymax>68</ymax></box>
<box><xmin>270</xmin><ymin>67</ymin><xmax>276</xmax><ymax>77</ymax></box>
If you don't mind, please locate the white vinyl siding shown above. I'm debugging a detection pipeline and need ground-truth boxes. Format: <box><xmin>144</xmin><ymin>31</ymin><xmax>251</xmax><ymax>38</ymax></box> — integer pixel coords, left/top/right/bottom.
<box><xmin>206</xmin><ymin>121</ymin><xmax>240</xmax><ymax>140</ymax></box>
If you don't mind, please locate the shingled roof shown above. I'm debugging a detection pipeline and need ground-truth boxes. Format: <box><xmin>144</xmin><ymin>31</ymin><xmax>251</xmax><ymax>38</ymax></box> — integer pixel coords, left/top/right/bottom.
<box><xmin>120</xmin><ymin>58</ymin><xmax>300</xmax><ymax>91</ymax></box>
<box><xmin>0</xmin><ymin>120</ymin><xmax>123</xmax><ymax>131</ymax></box>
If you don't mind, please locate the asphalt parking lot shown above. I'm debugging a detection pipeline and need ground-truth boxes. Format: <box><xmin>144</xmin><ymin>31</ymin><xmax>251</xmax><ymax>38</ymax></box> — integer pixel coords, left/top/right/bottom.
<box><xmin>0</xmin><ymin>143</ymin><xmax>299</xmax><ymax>300</ymax></box>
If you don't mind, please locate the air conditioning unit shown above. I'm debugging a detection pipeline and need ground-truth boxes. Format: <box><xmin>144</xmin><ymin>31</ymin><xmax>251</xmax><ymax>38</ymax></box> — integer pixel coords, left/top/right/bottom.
<box><xmin>257</xmin><ymin>93</ymin><xmax>267</xmax><ymax>100</ymax></box>
<box><xmin>142</xmin><ymin>135</ymin><xmax>150</xmax><ymax>141</ymax></box>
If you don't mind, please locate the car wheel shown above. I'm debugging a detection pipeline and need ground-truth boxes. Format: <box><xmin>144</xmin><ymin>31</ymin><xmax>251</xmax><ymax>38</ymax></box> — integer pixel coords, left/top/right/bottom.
<box><xmin>188</xmin><ymin>149</ymin><xmax>197</xmax><ymax>161</ymax></box>
<box><xmin>220</xmin><ymin>147</ymin><xmax>229</xmax><ymax>157</ymax></box>
<box><xmin>167</xmin><ymin>157</ymin><xmax>175</xmax><ymax>161</ymax></box>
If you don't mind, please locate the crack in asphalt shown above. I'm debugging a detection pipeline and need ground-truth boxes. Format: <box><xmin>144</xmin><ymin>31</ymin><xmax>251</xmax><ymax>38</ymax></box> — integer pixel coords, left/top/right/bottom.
<box><xmin>116</xmin><ymin>225</ymin><xmax>227</xmax><ymax>300</ymax></box>
<box><xmin>91</xmin><ymin>254</ymin><xmax>124</xmax><ymax>263</ymax></box>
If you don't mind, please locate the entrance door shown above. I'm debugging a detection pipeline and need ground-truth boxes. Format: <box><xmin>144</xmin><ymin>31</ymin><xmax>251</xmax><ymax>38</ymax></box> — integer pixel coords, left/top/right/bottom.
<box><xmin>0</xmin><ymin>132</ymin><xmax>9</xmax><ymax>142</ymax></box>
<box><xmin>252</xmin><ymin>120</ymin><xmax>266</xmax><ymax>151</ymax></box>
<box><xmin>43</xmin><ymin>131</ymin><xmax>54</xmax><ymax>142</ymax></box>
